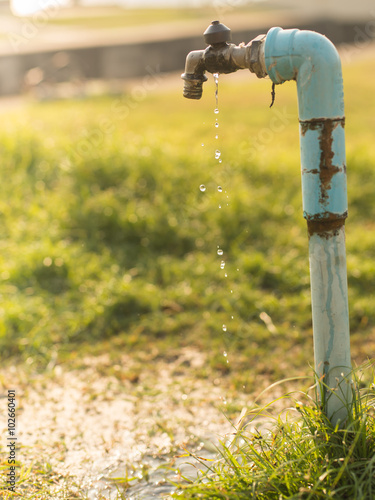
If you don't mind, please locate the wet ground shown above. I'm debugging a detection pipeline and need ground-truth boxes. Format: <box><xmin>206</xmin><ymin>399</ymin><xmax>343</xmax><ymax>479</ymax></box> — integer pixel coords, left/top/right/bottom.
<box><xmin>1</xmin><ymin>348</ymin><xmax>244</xmax><ymax>497</ymax></box>
<box><xmin>86</xmin><ymin>444</ymin><xmax>218</xmax><ymax>499</ymax></box>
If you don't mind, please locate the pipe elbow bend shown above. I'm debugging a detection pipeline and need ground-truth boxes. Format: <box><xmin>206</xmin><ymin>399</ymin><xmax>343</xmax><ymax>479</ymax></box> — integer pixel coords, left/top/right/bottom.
<box><xmin>264</xmin><ymin>27</ymin><xmax>341</xmax><ymax>84</ymax></box>
<box><xmin>264</xmin><ymin>27</ymin><xmax>344</xmax><ymax>120</ymax></box>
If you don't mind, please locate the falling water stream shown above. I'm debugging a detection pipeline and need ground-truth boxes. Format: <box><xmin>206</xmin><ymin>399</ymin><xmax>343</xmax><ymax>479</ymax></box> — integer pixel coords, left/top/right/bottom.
<box><xmin>85</xmin><ymin>73</ymin><xmax>242</xmax><ymax>500</ymax></box>
<box><xmin>213</xmin><ymin>73</ymin><xmax>232</xmax><ymax>371</ymax></box>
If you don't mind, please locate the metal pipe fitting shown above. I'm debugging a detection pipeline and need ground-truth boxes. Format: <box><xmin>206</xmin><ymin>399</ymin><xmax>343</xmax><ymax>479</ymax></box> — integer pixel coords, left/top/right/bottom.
<box><xmin>181</xmin><ymin>50</ymin><xmax>207</xmax><ymax>99</ymax></box>
<box><xmin>181</xmin><ymin>21</ymin><xmax>267</xmax><ymax>99</ymax></box>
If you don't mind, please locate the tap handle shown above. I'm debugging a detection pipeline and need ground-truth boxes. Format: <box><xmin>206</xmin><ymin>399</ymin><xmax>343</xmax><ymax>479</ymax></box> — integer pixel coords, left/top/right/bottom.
<box><xmin>203</xmin><ymin>20</ymin><xmax>231</xmax><ymax>45</ymax></box>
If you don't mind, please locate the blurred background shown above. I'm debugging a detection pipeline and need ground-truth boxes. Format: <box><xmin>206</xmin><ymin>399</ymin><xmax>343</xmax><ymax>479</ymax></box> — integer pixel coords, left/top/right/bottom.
<box><xmin>0</xmin><ymin>0</ymin><xmax>374</xmax><ymax>98</ymax></box>
<box><xmin>0</xmin><ymin>0</ymin><xmax>375</xmax><ymax>431</ymax></box>
<box><xmin>1</xmin><ymin>0</ymin><xmax>375</xmax><ymax>496</ymax></box>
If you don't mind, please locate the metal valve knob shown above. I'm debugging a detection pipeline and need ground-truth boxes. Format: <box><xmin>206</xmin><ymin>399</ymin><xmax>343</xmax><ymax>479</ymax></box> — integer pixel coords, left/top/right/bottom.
<box><xmin>203</xmin><ymin>20</ymin><xmax>231</xmax><ymax>45</ymax></box>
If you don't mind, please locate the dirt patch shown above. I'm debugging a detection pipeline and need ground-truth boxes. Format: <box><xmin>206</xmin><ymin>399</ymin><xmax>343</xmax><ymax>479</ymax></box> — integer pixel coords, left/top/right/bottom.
<box><xmin>1</xmin><ymin>348</ymin><xmax>243</xmax><ymax>497</ymax></box>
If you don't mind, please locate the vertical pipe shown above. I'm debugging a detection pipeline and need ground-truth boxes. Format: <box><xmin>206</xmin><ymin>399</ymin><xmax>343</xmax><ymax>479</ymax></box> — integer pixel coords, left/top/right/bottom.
<box><xmin>264</xmin><ymin>28</ymin><xmax>352</xmax><ymax>425</ymax></box>
<box><xmin>308</xmin><ymin>225</ymin><xmax>352</xmax><ymax>424</ymax></box>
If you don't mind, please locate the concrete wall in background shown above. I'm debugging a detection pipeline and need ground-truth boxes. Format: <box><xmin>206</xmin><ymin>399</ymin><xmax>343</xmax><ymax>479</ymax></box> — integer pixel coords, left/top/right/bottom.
<box><xmin>0</xmin><ymin>18</ymin><xmax>373</xmax><ymax>96</ymax></box>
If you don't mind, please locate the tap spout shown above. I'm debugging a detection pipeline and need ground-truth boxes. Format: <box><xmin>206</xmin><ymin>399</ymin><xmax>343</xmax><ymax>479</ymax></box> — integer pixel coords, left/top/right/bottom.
<box><xmin>182</xmin><ymin>21</ymin><xmax>267</xmax><ymax>100</ymax></box>
<box><xmin>181</xmin><ymin>50</ymin><xmax>207</xmax><ymax>100</ymax></box>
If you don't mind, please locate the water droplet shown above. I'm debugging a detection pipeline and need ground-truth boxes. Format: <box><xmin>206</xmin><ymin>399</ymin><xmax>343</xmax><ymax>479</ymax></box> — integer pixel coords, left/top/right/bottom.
<box><xmin>214</xmin><ymin>108</ymin><xmax>219</xmax><ymax>114</ymax></box>
<box><xmin>220</xmin><ymin>261</ymin><xmax>225</xmax><ymax>269</ymax></box>
<box><xmin>215</xmin><ymin>150</ymin><xmax>221</xmax><ymax>159</ymax></box>
<box><xmin>224</xmin><ymin>273</ymin><xmax>227</xmax><ymax>277</ymax></box>
<box><xmin>217</xmin><ymin>248</ymin><xmax>223</xmax><ymax>256</ymax></box>
<box><xmin>201</xmin><ymin>143</ymin><xmax>204</xmax><ymax>147</ymax></box>
<box><xmin>215</xmin><ymin>134</ymin><xmax>219</xmax><ymax>139</ymax></box>
<box><xmin>199</xmin><ymin>184</ymin><xmax>206</xmax><ymax>192</ymax></box>
<box><xmin>219</xmin><ymin>159</ymin><xmax>222</xmax><ymax>163</ymax></box>
<box><xmin>214</xmin><ymin>73</ymin><xmax>219</xmax><ymax>114</ymax></box>
<box><xmin>222</xmin><ymin>324</ymin><xmax>227</xmax><ymax>332</ymax></box>
<box><xmin>223</xmin><ymin>351</ymin><xmax>227</xmax><ymax>357</ymax></box>
<box><xmin>218</xmin><ymin>186</ymin><xmax>222</xmax><ymax>192</ymax></box>
<box><xmin>218</xmin><ymin>204</ymin><xmax>221</xmax><ymax>209</ymax></box>
<box><xmin>215</xmin><ymin>122</ymin><xmax>219</xmax><ymax>128</ymax></box>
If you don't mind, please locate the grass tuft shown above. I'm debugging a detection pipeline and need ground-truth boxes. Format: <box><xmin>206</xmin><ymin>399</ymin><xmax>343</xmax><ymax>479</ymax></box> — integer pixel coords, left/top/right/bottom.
<box><xmin>174</xmin><ymin>365</ymin><xmax>375</xmax><ymax>499</ymax></box>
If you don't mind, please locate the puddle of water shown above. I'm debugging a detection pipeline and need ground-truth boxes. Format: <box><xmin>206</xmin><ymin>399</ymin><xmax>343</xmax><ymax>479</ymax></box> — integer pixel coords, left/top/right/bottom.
<box><xmin>86</xmin><ymin>443</ymin><xmax>218</xmax><ymax>499</ymax></box>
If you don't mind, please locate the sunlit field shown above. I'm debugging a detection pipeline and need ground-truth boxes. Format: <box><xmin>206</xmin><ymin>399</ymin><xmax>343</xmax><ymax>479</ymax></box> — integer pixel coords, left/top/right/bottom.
<box><xmin>0</xmin><ymin>45</ymin><xmax>375</xmax><ymax>497</ymax></box>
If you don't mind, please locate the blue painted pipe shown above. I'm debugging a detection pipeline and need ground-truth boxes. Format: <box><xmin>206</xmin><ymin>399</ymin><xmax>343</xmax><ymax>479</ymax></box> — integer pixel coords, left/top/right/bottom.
<box><xmin>265</xmin><ymin>28</ymin><xmax>352</xmax><ymax>425</ymax></box>
<box><xmin>182</xmin><ymin>23</ymin><xmax>352</xmax><ymax>425</ymax></box>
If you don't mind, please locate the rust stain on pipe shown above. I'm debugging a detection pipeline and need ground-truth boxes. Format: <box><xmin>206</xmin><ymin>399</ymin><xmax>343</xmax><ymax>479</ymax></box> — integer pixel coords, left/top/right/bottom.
<box><xmin>318</xmin><ymin>120</ymin><xmax>341</xmax><ymax>206</ymax></box>
<box><xmin>307</xmin><ymin>217</ymin><xmax>345</xmax><ymax>238</ymax></box>
<box><xmin>300</xmin><ymin>117</ymin><xmax>345</xmax><ymax>136</ymax></box>
<box><xmin>300</xmin><ymin>118</ymin><xmax>347</xmax><ymax>237</ymax></box>
<box><xmin>301</xmin><ymin>117</ymin><xmax>346</xmax><ymax>211</ymax></box>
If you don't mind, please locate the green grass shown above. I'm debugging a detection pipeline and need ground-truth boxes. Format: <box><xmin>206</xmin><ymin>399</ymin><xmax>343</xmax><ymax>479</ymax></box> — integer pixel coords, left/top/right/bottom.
<box><xmin>0</xmin><ymin>57</ymin><xmax>373</xmax><ymax>382</ymax></box>
<box><xmin>0</xmin><ymin>458</ymin><xmax>82</xmax><ymax>499</ymax></box>
<box><xmin>174</xmin><ymin>366</ymin><xmax>375</xmax><ymax>499</ymax></box>
<box><xmin>0</xmin><ymin>76</ymin><xmax>310</xmax><ymax>384</ymax></box>
<box><xmin>0</xmin><ymin>50</ymin><xmax>375</xmax><ymax>498</ymax></box>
